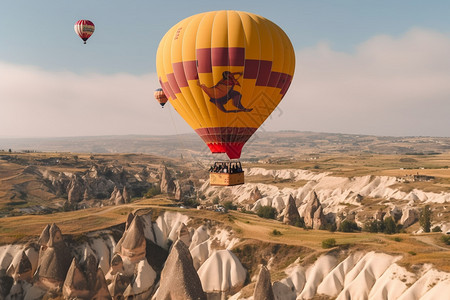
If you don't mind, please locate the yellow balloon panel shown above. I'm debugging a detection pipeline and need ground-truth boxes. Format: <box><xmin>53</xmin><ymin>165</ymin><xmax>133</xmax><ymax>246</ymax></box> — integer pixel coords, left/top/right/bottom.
<box><xmin>156</xmin><ymin>10</ymin><xmax>295</xmax><ymax>159</ymax></box>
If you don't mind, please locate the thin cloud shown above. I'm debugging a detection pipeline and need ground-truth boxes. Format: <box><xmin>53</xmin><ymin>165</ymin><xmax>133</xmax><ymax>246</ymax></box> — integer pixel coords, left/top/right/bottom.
<box><xmin>273</xmin><ymin>28</ymin><xmax>450</xmax><ymax>137</ymax></box>
<box><xmin>0</xmin><ymin>63</ymin><xmax>189</xmax><ymax>137</ymax></box>
<box><xmin>1</xmin><ymin>28</ymin><xmax>449</xmax><ymax>138</ymax></box>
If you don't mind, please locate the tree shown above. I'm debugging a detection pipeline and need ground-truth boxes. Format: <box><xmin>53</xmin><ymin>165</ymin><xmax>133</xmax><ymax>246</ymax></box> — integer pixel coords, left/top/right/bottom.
<box><xmin>223</xmin><ymin>201</ymin><xmax>237</xmax><ymax>211</ymax></box>
<box><xmin>419</xmin><ymin>205</ymin><xmax>432</xmax><ymax>233</ymax></box>
<box><xmin>338</xmin><ymin>220</ymin><xmax>359</xmax><ymax>232</ymax></box>
<box><xmin>322</xmin><ymin>238</ymin><xmax>336</xmax><ymax>249</ymax></box>
<box><xmin>257</xmin><ymin>205</ymin><xmax>277</xmax><ymax>219</ymax></box>
<box><xmin>383</xmin><ymin>217</ymin><xmax>397</xmax><ymax>234</ymax></box>
<box><xmin>363</xmin><ymin>220</ymin><xmax>379</xmax><ymax>233</ymax></box>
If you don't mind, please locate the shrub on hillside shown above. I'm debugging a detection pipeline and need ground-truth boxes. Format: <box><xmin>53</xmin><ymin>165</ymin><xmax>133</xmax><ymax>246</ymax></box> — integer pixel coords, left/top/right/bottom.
<box><xmin>321</xmin><ymin>223</ymin><xmax>337</xmax><ymax>232</ymax></box>
<box><xmin>363</xmin><ymin>218</ymin><xmax>399</xmax><ymax>234</ymax></box>
<box><xmin>322</xmin><ymin>238</ymin><xmax>336</xmax><ymax>249</ymax></box>
<box><xmin>432</xmin><ymin>226</ymin><xmax>442</xmax><ymax>232</ymax></box>
<box><xmin>271</xmin><ymin>229</ymin><xmax>282</xmax><ymax>236</ymax></box>
<box><xmin>257</xmin><ymin>205</ymin><xmax>277</xmax><ymax>219</ymax></box>
<box><xmin>338</xmin><ymin>220</ymin><xmax>359</xmax><ymax>232</ymax></box>
<box><xmin>441</xmin><ymin>235</ymin><xmax>450</xmax><ymax>245</ymax></box>
<box><xmin>145</xmin><ymin>185</ymin><xmax>161</xmax><ymax>198</ymax></box>
<box><xmin>294</xmin><ymin>217</ymin><xmax>306</xmax><ymax>228</ymax></box>
<box><xmin>223</xmin><ymin>201</ymin><xmax>237</xmax><ymax>211</ymax></box>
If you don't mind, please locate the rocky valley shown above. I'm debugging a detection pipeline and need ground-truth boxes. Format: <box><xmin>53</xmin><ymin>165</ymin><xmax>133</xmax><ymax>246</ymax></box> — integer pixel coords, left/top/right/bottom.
<box><xmin>0</xmin><ymin>132</ymin><xmax>449</xmax><ymax>299</ymax></box>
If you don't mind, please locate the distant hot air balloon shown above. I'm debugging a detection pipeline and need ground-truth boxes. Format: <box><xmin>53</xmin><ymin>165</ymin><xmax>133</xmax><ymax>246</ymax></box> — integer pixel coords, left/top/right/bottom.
<box><xmin>74</xmin><ymin>20</ymin><xmax>95</xmax><ymax>44</ymax></box>
<box><xmin>154</xmin><ymin>88</ymin><xmax>168</xmax><ymax>107</ymax></box>
<box><xmin>156</xmin><ymin>11</ymin><xmax>295</xmax><ymax>160</ymax></box>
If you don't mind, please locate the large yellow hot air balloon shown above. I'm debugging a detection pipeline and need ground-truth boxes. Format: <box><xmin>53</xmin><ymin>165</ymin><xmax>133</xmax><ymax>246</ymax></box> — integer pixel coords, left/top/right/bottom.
<box><xmin>156</xmin><ymin>10</ymin><xmax>295</xmax><ymax>160</ymax></box>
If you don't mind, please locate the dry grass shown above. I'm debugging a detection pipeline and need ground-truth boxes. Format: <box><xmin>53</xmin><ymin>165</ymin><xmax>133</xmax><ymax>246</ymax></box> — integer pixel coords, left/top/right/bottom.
<box><xmin>245</xmin><ymin>174</ymin><xmax>309</xmax><ymax>189</ymax></box>
<box><xmin>0</xmin><ymin>198</ymin><xmax>449</xmax><ymax>271</ymax></box>
<box><xmin>247</xmin><ymin>153</ymin><xmax>450</xmax><ymax>179</ymax></box>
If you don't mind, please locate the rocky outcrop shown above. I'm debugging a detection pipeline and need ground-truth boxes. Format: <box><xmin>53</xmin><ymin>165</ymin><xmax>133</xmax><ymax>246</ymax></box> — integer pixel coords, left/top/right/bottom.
<box><xmin>122</xmin><ymin>186</ymin><xmax>131</xmax><ymax>203</ymax></box>
<box><xmin>6</xmin><ymin>251</ymin><xmax>32</xmax><ymax>281</ymax></box>
<box><xmin>174</xmin><ymin>180</ymin><xmax>182</xmax><ymax>201</ymax></box>
<box><xmin>385</xmin><ymin>206</ymin><xmax>403</xmax><ymax>222</ymax></box>
<box><xmin>250</xmin><ymin>186</ymin><xmax>263</xmax><ymax>202</ymax></box>
<box><xmin>0</xmin><ymin>274</ymin><xmax>13</xmax><ymax>299</ymax></box>
<box><xmin>197</xmin><ymin>250</ymin><xmax>246</xmax><ymax>298</ymax></box>
<box><xmin>38</xmin><ymin>224</ymin><xmax>50</xmax><ymax>249</ymax></box>
<box><xmin>108</xmin><ymin>253</ymin><xmax>124</xmax><ymax>276</ymax></box>
<box><xmin>253</xmin><ymin>265</ymin><xmax>275</xmax><ymax>300</ymax></box>
<box><xmin>282</xmin><ymin>195</ymin><xmax>301</xmax><ymax>226</ymax></box>
<box><xmin>114</xmin><ymin>190</ymin><xmax>124</xmax><ymax>205</ymax></box>
<box><xmin>0</xmin><ymin>213</ymin><xmax>241</xmax><ymax>300</ymax></box>
<box><xmin>302</xmin><ymin>191</ymin><xmax>326</xmax><ymax>229</ymax></box>
<box><xmin>63</xmin><ymin>256</ymin><xmax>112</xmax><ymax>300</ymax></box>
<box><xmin>36</xmin><ymin>223</ymin><xmax>72</xmax><ymax>291</ymax></box>
<box><xmin>40</xmin><ymin>163</ymin><xmax>147</xmax><ymax>206</ymax></box>
<box><xmin>374</xmin><ymin>209</ymin><xmax>385</xmax><ymax>221</ymax></box>
<box><xmin>109</xmin><ymin>186</ymin><xmax>131</xmax><ymax>205</ymax></box>
<box><xmin>68</xmin><ymin>174</ymin><xmax>84</xmax><ymax>204</ymax></box>
<box><xmin>313</xmin><ymin>205</ymin><xmax>326</xmax><ymax>229</ymax></box>
<box><xmin>159</xmin><ymin>165</ymin><xmax>175</xmax><ymax>195</ymax></box>
<box><xmin>115</xmin><ymin>214</ymin><xmax>146</xmax><ymax>262</ymax></box>
<box><xmin>177</xmin><ymin>223</ymin><xmax>191</xmax><ymax>247</ymax></box>
<box><xmin>156</xmin><ymin>240</ymin><xmax>206</xmax><ymax>300</ymax></box>
<box><xmin>108</xmin><ymin>273</ymin><xmax>131</xmax><ymax>299</ymax></box>
<box><xmin>93</xmin><ymin>268</ymin><xmax>112</xmax><ymax>300</ymax></box>
<box><xmin>63</xmin><ymin>258</ymin><xmax>90</xmax><ymax>299</ymax></box>
<box><xmin>400</xmin><ymin>207</ymin><xmax>419</xmax><ymax>228</ymax></box>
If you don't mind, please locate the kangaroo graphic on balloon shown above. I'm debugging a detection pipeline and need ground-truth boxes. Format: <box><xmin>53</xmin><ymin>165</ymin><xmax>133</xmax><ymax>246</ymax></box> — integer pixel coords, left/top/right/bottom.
<box><xmin>156</xmin><ymin>10</ymin><xmax>295</xmax><ymax>165</ymax></box>
<box><xmin>198</xmin><ymin>71</ymin><xmax>253</xmax><ymax>113</ymax></box>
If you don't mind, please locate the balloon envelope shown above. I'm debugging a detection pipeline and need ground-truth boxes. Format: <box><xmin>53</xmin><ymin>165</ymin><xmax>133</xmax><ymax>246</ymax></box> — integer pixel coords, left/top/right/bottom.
<box><xmin>154</xmin><ymin>88</ymin><xmax>168</xmax><ymax>107</ymax></box>
<box><xmin>156</xmin><ymin>11</ymin><xmax>295</xmax><ymax>159</ymax></box>
<box><xmin>74</xmin><ymin>20</ymin><xmax>95</xmax><ymax>44</ymax></box>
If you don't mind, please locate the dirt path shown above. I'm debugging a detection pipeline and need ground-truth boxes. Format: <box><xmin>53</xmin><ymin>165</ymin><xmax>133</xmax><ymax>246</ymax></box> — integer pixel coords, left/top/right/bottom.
<box><xmin>413</xmin><ymin>235</ymin><xmax>449</xmax><ymax>251</ymax></box>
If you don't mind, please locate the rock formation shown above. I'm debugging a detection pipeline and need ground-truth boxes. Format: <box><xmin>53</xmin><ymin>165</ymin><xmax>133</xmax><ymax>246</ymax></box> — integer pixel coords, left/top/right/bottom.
<box><xmin>122</xmin><ymin>186</ymin><xmax>130</xmax><ymax>203</ymax></box>
<box><xmin>159</xmin><ymin>165</ymin><xmax>175</xmax><ymax>194</ymax></box>
<box><xmin>109</xmin><ymin>186</ymin><xmax>126</xmax><ymax>205</ymax></box>
<box><xmin>156</xmin><ymin>240</ymin><xmax>206</xmax><ymax>300</ymax></box>
<box><xmin>108</xmin><ymin>273</ymin><xmax>131</xmax><ymax>299</ymax></box>
<box><xmin>174</xmin><ymin>180</ymin><xmax>182</xmax><ymax>201</ymax></box>
<box><xmin>250</xmin><ymin>186</ymin><xmax>263</xmax><ymax>202</ymax></box>
<box><xmin>197</xmin><ymin>250</ymin><xmax>246</xmax><ymax>298</ymax></box>
<box><xmin>63</xmin><ymin>258</ymin><xmax>90</xmax><ymax>299</ymax></box>
<box><xmin>38</xmin><ymin>224</ymin><xmax>50</xmax><ymax>249</ymax></box>
<box><xmin>302</xmin><ymin>191</ymin><xmax>326</xmax><ymax>229</ymax></box>
<box><xmin>6</xmin><ymin>251</ymin><xmax>32</xmax><ymax>281</ymax></box>
<box><xmin>35</xmin><ymin>223</ymin><xmax>72</xmax><ymax>291</ymax></box>
<box><xmin>67</xmin><ymin>174</ymin><xmax>84</xmax><ymax>203</ymax></box>
<box><xmin>93</xmin><ymin>268</ymin><xmax>112</xmax><ymax>300</ymax></box>
<box><xmin>253</xmin><ymin>265</ymin><xmax>275</xmax><ymax>300</ymax></box>
<box><xmin>83</xmin><ymin>187</ymin><xmax>90</xmax><ymax>201</ymax></box>
<box><xmin>115</xmin><ymin>214</ymin><xmax>146</xmax><ymax>262</ymax></box>
<box><xmin>63</xmin><ymin>256</ymin><xmax>112</xmax><ymax>300</ymax></box>
<box><xmin>109</xmin><ymin>186</ymin><xmax>119</xmax><ymax>203</ymax></box>
<box><xmin>313</xmin><ymin>205</ymin><xmax>326</xmax><ymax>229</ymax></box>
<box><xmin>177</xmin><ymin>223</ymin><xmax>191</xmax><ymax>247</ymax></box>
<box><xmin>374</xmin><ymin>209</ymin><xmax>385</xmax><ymax>221</ymax></box>
<box><xmin>385</xmin><ymin>206</ymin><xmax>403</xmax><ymax>222</ymax></box>
<box><xmin>282</xmin><ymin>195</ymin><xmax>302</xmax><ymax>226</ymax></box>
<box><xmin>400</xmin><ymin>207</ymin><xmax>419</xmax><ymax>228</ymax></box>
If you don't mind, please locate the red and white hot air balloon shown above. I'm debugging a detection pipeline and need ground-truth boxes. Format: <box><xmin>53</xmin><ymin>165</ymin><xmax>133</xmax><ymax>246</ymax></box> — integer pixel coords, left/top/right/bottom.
<box><xmin>74</xmin><ymin>20</ymin><xmax>95</xmax><ymax>44</ymax></box>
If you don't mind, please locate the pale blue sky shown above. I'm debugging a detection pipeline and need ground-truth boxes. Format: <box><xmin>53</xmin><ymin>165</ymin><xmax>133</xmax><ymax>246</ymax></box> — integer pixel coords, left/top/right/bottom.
<box><xmin>1</xmin><ymin>1</ymin><xmax>450</xmax><ymax>138</ymax></box>
<box><xmin>2</xmin><ymin>0</ymin><xmax>449</xmax><ymax>74</ymax></box>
